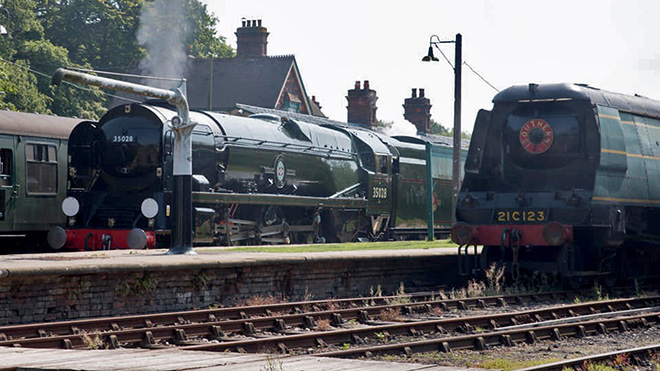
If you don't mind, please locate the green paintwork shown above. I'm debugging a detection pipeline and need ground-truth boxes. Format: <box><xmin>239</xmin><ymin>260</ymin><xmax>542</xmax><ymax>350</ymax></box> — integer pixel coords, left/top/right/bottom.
<box><xmin>367</xmin><ymin>174</ymin><xmax>391</xmax><ymax>216</ymax></box>
<box><xmin>393</xmin><ymin>143</ymin><xmax>466</xmax><ymax>232</ymax></box>
<box><xmin>226</xmin><ymin>146</ymin><xmax>359</xmax><ymax>197</ymax></box>
<box><xmin>0</xmin><ymin>134</ymin><xmax>68</xmax><ymax>234</ymax></box>
<box><xmin>593</xmin><ymin>105</ymin><xmax>660</xmax><ymax>205</ymax></box>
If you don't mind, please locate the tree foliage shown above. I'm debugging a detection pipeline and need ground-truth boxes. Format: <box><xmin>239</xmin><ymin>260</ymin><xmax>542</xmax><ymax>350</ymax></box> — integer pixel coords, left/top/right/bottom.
<box><xmin>430</xmin><ymin>119</ymin><xmax>471</xmax><ymax>139</ymax></box>
<box><xmin>0</xmin><ymin>0</ymin><xmax>234</xmax><ymax>119</ymax></box>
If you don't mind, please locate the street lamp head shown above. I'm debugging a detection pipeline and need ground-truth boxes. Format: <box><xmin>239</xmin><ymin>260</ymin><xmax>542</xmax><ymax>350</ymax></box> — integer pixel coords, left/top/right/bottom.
<box><xmin>422</xmin><ymin>45</ymin><xmax>439</xmax><ymax>62</ymax></box>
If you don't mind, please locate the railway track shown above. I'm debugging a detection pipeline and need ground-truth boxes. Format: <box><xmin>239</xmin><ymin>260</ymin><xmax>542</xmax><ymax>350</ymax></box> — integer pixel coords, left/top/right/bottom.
<box><xmin>0</xmin><ymin>290</ymin><xmax>576</xmax><ymax>349</ymax></box>
<box><xmin>0</xmin><ymin>290</ymin><xmax>655</xmax><ymax>357</ymax></box>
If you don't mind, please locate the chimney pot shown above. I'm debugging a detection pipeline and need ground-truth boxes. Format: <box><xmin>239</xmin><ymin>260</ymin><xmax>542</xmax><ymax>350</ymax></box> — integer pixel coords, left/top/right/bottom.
<box><xmin>242</xmin><ymin>19</ymin><xmax>246</xmax><ymax>27</ymax></box>
<box><xmin>403</xmin><ymin>88</ymin><xmax>432</xmax><ymax>133</ymax></box>
<box><xmin>347</xmin><ymin>80</ymin><xmax>378</xmax><ymax>127</ymax></box>
<box><xmin>312</xmin><ymin>95</ymin><xmax>316</xmax><ymax>101</ymax></box>
<box><xmin>236</xmin><ymin>17</ymin><xmax>269</xmax><ymax>58</ymax></box>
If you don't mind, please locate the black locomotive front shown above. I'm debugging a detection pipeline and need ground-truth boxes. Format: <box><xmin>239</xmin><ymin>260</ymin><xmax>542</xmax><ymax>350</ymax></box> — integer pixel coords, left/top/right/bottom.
<box><xmin>50</xmin><ymin>104</ymin><xmax>168</xmax><ymax>250</ymax></box>
<box><xmin>452</xmin><ymin>84</ymin><xmax>601</xmax><ymax>276</ymax></box>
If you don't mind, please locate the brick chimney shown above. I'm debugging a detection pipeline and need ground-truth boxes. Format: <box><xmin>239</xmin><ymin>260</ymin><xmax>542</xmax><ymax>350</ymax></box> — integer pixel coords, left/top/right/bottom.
<box><xmin>235</xmin><ymin>19</ymin><xmax>269</xmax><ymax>58</ymax></box>
<box><xmin>346</xmin><ymin>80</ymin><xmax>378</xmax><ymax>127</ymax></box>
<box><xmin>403</xmin><ymin>88</ymin><xmax>432</xmax><ymax>133</ymax></box>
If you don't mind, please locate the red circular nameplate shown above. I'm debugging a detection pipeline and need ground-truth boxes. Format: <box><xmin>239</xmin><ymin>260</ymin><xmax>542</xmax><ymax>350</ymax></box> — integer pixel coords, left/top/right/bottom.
<box><xmin>519</xmin><ymin>118</ymin><xmax>554</xmax><ymax>154</ymax></box>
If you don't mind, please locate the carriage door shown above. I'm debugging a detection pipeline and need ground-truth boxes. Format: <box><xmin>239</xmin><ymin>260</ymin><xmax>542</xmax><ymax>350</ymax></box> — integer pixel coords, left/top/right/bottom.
<box><xmin>0</xmin><ymin>136</ymin><xmax>14</xmax><ymax>230</ymax></box>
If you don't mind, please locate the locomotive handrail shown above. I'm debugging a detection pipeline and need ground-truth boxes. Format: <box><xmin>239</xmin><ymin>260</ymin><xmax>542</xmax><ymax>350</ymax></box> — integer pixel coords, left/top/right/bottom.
<box><xmin>329</xmin><ymin>183</ymin><xmax>362</xmax><ymax>199</ymax></box>
<box><xmin>217</xmin><ymin>135</ymin><xmax>355</xmax><ymax>157</ymax></box>
<box><xmin>192</xmin><ymin>191</ymin><xmax>368</xmax><ymax>209</ymax></box>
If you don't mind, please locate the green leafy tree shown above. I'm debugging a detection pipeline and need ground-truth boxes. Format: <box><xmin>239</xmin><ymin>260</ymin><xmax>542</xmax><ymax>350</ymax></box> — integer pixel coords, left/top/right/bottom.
<box><xmin>430</xmin><ymin>119</ymin><xmax>471</xmax><ymax>139</ymax></box>
<box><xmin>430</xmin><ymin>119</ymin><xmax>451</xmax><ymax>136</ymax></box>
<box><xmin>38</xmin><ymin>0</ymin><xmax>233</xmax><ymax>69</ymax></box>
<box><xmin>36</xmin><ymin>0</ymin><xmax>144</xmax><ymax>72</ymax></box>
<box><xmin>187</xmin><ymin>1</ymin><xmax>234</xmax><ymax>59</ymax></box>
<box><xmin>0</xmin><ymin>0</ymin><xmax>234</xmax><ymax>118</ymax></box>
<box><xmin>374</xmin><ymin>119</ymin><xmax>393</xmax><ymax>130</ymax></box>
<box><xmin>0</xmin><ymin>0</ymin><xmax>105</xmax><ymax>118</ymax></box>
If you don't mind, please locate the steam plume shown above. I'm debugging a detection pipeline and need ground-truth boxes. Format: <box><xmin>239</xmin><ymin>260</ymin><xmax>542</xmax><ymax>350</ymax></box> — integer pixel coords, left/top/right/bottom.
<box><xmin>137</xmin><ymin>0</ymin><xmax>191</xmax><ymax>89</ymax></box>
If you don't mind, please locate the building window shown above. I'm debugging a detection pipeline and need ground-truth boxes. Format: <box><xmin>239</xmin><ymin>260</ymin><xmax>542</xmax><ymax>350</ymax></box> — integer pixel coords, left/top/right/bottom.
<box><xmin>26</xmin><ymin>143</ymin><xmax>57</xmax><ymax>195</ymax></box>
<box><xmin>0</xmin><ymin>148</ymin><xmax>11</xmax><ymax>186</ymax></box>
<box><xmin>282</xmin><ymin>92</ymin><xmax>301</xmax><ymax>113</ymax></box>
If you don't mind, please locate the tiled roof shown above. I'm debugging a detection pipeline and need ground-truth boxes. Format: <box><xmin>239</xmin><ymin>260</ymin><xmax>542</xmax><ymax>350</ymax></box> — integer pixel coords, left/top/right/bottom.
<box><xmin>308</xmin><ymin>98</ymin><xmax>326</xmax><ymax>118</ymax></box>
<box><xmin>184</xmin><ymin>56</ymin><xmax>297</xmax><ymax>111</ymax></box>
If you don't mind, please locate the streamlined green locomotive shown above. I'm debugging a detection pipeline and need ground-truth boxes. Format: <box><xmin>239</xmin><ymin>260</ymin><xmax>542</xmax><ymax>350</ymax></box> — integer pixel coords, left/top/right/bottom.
<box><xmin>453</xmin><ymin>83</ymin><xmax>660</xmax><ymax>285</ymax></box>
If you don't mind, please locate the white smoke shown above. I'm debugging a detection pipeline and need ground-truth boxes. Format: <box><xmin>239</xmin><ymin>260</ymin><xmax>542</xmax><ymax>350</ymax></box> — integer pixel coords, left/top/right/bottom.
<box><xmin>385</xmin><ymin>120</ymin><xmax>418</xmax><ymax>137</ymax></box>
<box><xmin>137</xmin><ymin>0</ymin><xmax>191</xmax><ymax>89</ymax></box>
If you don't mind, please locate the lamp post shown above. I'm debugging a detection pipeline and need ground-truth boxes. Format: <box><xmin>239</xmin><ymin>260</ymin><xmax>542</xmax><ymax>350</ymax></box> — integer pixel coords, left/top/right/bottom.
<box><xmin>423</xmin><ymin>33</ymin><xmax>462</xmax><ymax>226</ymax></box>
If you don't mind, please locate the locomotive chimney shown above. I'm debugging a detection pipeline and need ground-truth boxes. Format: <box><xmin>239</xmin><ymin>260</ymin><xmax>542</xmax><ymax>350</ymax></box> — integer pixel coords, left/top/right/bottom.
<box><xmin>403</xmin><ymin>87</ymin><xmax>432</xmax><ymax>134</ymax></box>
<box><xmin>346</xmin><ymin>80</ymin><xmax>378</xmax><ymax>128</ymax></box>
<box><xmin>235</xmin><ymin>18</ymin><xmax>269</xmax><ymax>58</ymax></box>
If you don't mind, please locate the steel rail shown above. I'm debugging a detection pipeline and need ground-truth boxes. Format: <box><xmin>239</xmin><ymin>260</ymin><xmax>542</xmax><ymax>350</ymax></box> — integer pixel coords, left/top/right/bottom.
<box><xmin>0</xmin><ymin>291</ymin><xmax>572</xmax><ymax>342</ymax></box>
<box><xmin>0</xmin><ymin>292</ymin><xmax>573</xmax><ymax>349</ymax></box>
<box><xmin>177</xmin><ymin>297</ymin><xmax>660</xmax><ymax>354</ymax></box>
<box><xmin>316</xmin><ymin>312</ymin><xmax>660</xmax><ymax>359</ymax></box>
<box><xmin>0</xmin><ymin>294</ymin><xmax>653</xmax><ymax>351</ymax></box>
<box><xmin>516</xmin><ymin>343</ymin><xmax>660</xmax><ymax>371</ymax></box>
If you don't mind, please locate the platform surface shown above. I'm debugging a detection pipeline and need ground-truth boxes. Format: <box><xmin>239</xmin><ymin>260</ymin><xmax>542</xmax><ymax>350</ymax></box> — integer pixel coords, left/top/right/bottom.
<box><xmin>0</xmin><ymin>245</ymin><xmax>461</xmax><ymax>277</ymax></box>
<box><xmin>0</xmin><ymin>347</ymin><xmax>478</xmax><ymax>371</ymax></box>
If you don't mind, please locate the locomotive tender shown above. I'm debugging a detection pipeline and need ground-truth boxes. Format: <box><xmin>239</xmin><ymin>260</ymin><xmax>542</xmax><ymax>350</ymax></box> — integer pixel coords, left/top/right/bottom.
<box><xmin>452</xmin><ymin>83</ymin><xmax>660</xmax><ymax>285</ymax></box>
<box><xmin>49</xmin><ymin>102</ymin><xmax>459</xmax><ymax>250</ymax></box>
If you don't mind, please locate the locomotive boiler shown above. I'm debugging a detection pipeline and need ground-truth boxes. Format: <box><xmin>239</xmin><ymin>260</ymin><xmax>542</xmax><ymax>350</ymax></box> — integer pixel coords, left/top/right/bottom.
<box><xmin>452</xmin><ymin>83</ymin><xmax>660</xmax><ymax>285</ymax></box>
<box><xmin>49</xmin><ymin>101</ymin><xmax>459</xmax><ymax>251</ymax></box>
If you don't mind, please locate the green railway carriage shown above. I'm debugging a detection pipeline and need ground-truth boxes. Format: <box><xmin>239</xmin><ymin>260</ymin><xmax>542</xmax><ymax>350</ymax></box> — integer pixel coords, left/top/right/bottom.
<box><xmin>452</xmin><ymin>83</ymin><xmax>660</xmax><ymax>285</ymax></box>
<box><xmin>380</xmin><ymin>135</ymin><xmax>467</xmax><ymax>240</ymax></box>
<box><xmin>0</xmin><ymin>110</ymin><xmax>84</xmax><ymax>250</ymax></box>
<box><xmin>55</xmin><ymin>102</ymin><xmax>464</xmax><ymax>250</ymax></box>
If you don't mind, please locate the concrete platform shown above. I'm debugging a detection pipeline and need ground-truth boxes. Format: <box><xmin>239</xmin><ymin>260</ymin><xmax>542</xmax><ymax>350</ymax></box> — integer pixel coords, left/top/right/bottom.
<box><xmin>0</xmin><ymin>347</ymin><xmax>477</xmax><ymax>371</ymax></box>
<box><xmin>0</xmin><ymin>246</ymin><xmax>462</xmax><ymax>276</ymax></box>
<box><xmin>0</xmin><ymin>246</ymin><xmax>470</xmax><ymax>324</ymax></box>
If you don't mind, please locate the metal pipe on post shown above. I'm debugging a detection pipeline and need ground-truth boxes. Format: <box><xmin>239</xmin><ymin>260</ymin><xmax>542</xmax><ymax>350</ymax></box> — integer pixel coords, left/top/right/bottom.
<box><xmin>451</xmin><ymin>33</ymin><xmax>462</xmax><ymax>227</ymax></box>
<box><xmin>51</xmin><ymin>68</ymin><xmax>196</xmax><ymax>255</ymax></box>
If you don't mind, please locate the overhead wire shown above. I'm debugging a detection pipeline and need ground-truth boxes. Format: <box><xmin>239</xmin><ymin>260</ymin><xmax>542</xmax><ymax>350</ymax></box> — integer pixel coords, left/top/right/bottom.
<box><xmin>463</xmin><ymin>61</ymin><xmax>500</xmax><ymax>92</ymax></box>
<box><xmin>0</xmin><ymin>57</ymin><xmax>142</xmax><ymax>103</ymax></box>
<box><xmin>432</xmin><ymin>44</ymin><xmax>500</xmax><ymax>92</ymax></box>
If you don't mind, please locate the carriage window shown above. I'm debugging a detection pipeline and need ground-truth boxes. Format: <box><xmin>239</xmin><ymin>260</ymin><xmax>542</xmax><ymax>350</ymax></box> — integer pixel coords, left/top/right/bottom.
<box><xmin>0</xmin><ymin>149</ymin><xmax>11</xmax><ymax>186</ymax></box>
<box><xmin>26</xmin><ymin>143</ymin><xmax>57</xmax><ymax>195</ymax></box>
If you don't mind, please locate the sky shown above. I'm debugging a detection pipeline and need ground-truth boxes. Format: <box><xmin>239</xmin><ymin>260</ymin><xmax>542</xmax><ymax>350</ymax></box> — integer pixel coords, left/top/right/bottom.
<box><xmin>200</xmin><ymin>0</ymin><xmax>660</xmax><ymax>134</ymax></box>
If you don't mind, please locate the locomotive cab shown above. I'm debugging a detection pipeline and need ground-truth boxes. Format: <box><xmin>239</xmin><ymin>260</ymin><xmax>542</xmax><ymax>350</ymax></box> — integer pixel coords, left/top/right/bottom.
<box><xmin>348</xmin><ymin>129</ymin><xmax>393</xmax><ymax>240</ymax></box>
